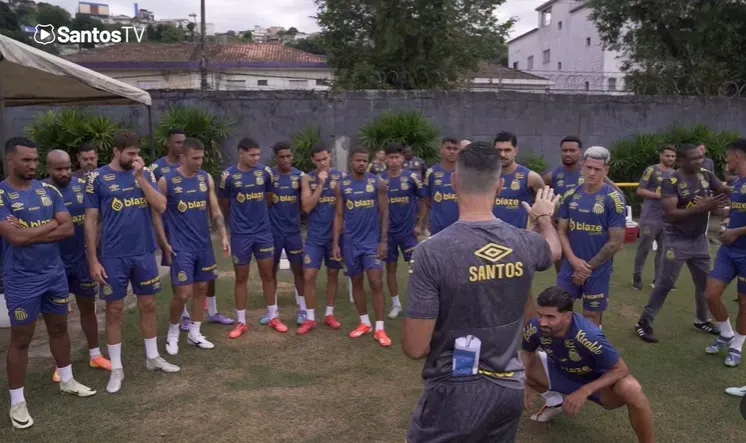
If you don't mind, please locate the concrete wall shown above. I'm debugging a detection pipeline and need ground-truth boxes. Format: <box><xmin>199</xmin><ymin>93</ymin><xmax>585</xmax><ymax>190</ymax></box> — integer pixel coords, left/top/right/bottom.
<box><xmin>5</xmin><ymin>90</ymin><xmax>746</xmax><ymax>169</ymax></box>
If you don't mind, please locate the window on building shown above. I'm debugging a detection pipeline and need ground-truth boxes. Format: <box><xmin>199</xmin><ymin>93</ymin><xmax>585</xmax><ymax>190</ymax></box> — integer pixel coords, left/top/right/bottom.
<box><xmin>226</xmin><ymin>80</ymin><xmax>246</xmax><ymax>90</ymax></box>
<box><xmin>513</xmin><ymin>62</ymin><xmax>519</xmax><ymax>69</ymax></box>
<box><xmin>527</xmin><ymin>56</ymin><xmax>534</xmax><ymax>70</ymax></box>
<box><xmin>257</xmin><ymin>79</ymin><xmax>268</xmax><ymax>86</ymax></box>
<box><xmin>608</xmin><ymin>77</ymin><xmax>617</xmax><ymax>91</ymax></box>
<box><xmin>586</xmin><ymin>37</ymin><xmax>591</xmax><ymax>46</ymax></box>
<box><xmin>289</xmin><ymin>79</ymin><xmax>309</xmax><ymax>88</ymax></box>
<box><xmin>541</xmin><ymin>9</ymin><xmax>552</xmax><ymax>27</ymax></box>
<box><xmin>585</xmin><ymin>81</ymin><xmax>590</xmax><ymax>91</ymax></box>
<box><xmin>558</xmin><ymin>21</ymin><xmax>562</xmax><ymax>30</ymax></box>
<box><xmin>315</xmin><ymin>79</ymin><xmax>329</xmax><ymax>86</ymax></box>
<box><xmin>557</xmin><ymin>62</ymin><xmax>562</xmax><ymax>70</ymax></box>
<box><xmin>543</xmin><ymin>49</ymin><xmax>551</xmax><ymax>64</ymax></box>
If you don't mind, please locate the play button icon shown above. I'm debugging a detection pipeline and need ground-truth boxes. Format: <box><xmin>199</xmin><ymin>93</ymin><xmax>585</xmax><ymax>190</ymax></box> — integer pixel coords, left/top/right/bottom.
<box><xmin>33</xmin><ymin>24</ymin><xmax>56</xmax><ymax>45</ymax></box>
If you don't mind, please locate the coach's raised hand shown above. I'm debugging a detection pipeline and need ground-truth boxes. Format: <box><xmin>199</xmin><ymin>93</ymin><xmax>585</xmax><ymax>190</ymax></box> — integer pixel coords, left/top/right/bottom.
<box><xmin>523</xmin><ymin>187</ymin><xmax>562</xmax><ymax>262</ymax></box>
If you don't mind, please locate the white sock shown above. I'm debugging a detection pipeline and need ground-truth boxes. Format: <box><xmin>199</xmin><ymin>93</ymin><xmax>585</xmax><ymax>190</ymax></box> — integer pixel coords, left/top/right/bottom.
<box><xmin>731</xmin><ymin>332</ymin><xmax>746</xmax><ymax>351</ymax></box>
<box><xmin>541</xmin><ymin>390</ymin><xmax>564</xmax><ymax>407</ymax></box>
<box><xmin>168</xmin><ymin>323</ymin><xmax>180</xmax><ymax>336</ymax></box>
<box><xmin>391</xmin><ymin>295</ymin><xmax>401</xmax><ymax>307</ymax></box>
<box><xmin>325</xmin><ymin>306</ymin><xmax>334</xmax><ymax>316</ymax></box>
<box><xmin>9</xmin><ymin>387</ymin><xmax>25</xmax><ymax>406</ymax></box>
<box><xmin>88</xmin><ymin>347</ymin><xmax>101</xmax><ymax>359</ymax></box>
<box><xmin>719</xmin><ymin>319</ymin><xmax>735</xmax><ymax>338</ymax></box>
<box><xmin>207</xmin><ymin>297</ymin><xmax>218</xmax><ymax>316</ymax></box>
<box><xmin>360</xmin><ymin>314</ymin><xmax>371</xmax><ymax>326</ymax></box>
<box><xmin>144</xmin><ymin>337</ymin><xmax>159</xmax><ymax>360</ymax></box>
<box><xmin>57</xmin><ymin>364</ymin><xmax>73</xmax><ymax>383</ymax></box>
<box><xmin>298</xmin><ymin>296</ymin><xmax>307</xmax><ymax>311</ymax></box>
<box><xmin>294</xmin><ymin>289</ymin><xmax>300</xmax><ymax>305</ymax></box>
<box><xmin>237</xmin><ymin>309</ymin><xmax>246</xmax><ymax>325</ymax></box>
<box><xmin>182</xmin><ymin>305</ymin><xmax>190</xmax><ymax>318</ymax></box>
<box><xmin>108</xmin><ymin>343</ymin><xmax>123</xmax><ymax>369</ymax></box>
<box><xmin>375</xmin><ymin>320</ymin><xmax>384</xmax><ymax>331</ymax></box>
<box><xmin>268</xmin><ymin>304</ymin><xmax>279</xmax><ymax>320</ymax></box>
<box><xmin>189</xmin><ymin>321</ymin><xmax>202</xmax><ymax>338</ymax></box>
<box><xmin>307</xmin><ymin>309</ymin><xmax>316</xmax><ymax>322</ymax></box>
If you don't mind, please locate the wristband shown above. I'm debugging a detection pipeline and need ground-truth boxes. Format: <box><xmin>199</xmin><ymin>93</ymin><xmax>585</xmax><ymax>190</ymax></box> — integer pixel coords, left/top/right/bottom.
<box><xmin>535</xmin><ymin>214</ymin><xmax>552</xmax><ymax>222</ymax></box>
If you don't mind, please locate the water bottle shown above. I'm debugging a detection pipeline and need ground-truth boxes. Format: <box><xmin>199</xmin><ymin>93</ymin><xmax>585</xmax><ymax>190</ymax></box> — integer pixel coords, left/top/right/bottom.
<box><xmin>452</xmin><ymin>335</ymin><xmax>481</xmax><ymax>377</ymax></box>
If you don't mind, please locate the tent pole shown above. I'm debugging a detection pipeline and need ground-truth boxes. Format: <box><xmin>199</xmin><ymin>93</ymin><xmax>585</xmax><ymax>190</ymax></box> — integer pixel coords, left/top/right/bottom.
<box><xmin>147</xmin><ymin>105</ymin><xmax>154</xmax><ymax>160</ymax></box>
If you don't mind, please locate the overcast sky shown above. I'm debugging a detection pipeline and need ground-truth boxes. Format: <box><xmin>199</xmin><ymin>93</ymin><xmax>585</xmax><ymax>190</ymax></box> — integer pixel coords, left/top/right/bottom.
<box><xmin>52</xmin><ymin>0</ymin><xmax>541</xmax><ymax>38</ymax></box>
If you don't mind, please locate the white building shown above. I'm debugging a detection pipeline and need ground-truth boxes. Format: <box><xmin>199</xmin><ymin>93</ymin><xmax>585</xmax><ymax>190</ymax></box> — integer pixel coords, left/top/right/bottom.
<box><xmin>507</xmin><ymin>0</ymin><xmax>625</xmax><ymax>94</ymax></box>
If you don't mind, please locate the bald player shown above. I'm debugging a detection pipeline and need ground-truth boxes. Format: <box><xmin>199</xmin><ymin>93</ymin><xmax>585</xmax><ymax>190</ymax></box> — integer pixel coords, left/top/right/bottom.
<box><xmin>459</xmin><ymin>140</ymin><xmax>471</xmax><ymax>150</ymax></box>
<box><xmin>46</xmin><ymin>150</ymin><xmax>111</xmax><ymax>383</ymax></box>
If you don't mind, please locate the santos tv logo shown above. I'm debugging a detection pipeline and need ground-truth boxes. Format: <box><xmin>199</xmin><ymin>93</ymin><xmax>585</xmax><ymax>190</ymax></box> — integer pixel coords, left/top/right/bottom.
<box><xmin>33</xmin><ymin>24</ymin><xmax>145</xmax><ymax>45</ymax></box>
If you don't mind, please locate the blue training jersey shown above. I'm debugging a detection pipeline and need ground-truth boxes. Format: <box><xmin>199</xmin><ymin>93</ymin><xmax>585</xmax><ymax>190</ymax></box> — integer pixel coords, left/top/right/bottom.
<box><xmin>728</xmin><ymin>177</ymin><xmax>746</xmax><ymax>250</ymax></box>
<box><xmin>162</xmin><ymin>169</ymin><xmax>211</xmax><ymax>252</ymax></box>
<box><xmin>493</xmin><ymin>165</ymin><xmax>533</xmax><ymax>229</ymax></box>
<box><xmin>218</xmin><ymin>164</ymin><xmax>273</xmax><ymax>236</ymax></box>
<box><xmin>305</xmin><ymin>169</ymin><xmax>345</xmax><ymax>246</ymax></box>
<box><xmin>523</xmin><ymin>313</ymin><xmax>620</xmax><ymax>380</ymax></box>
<box><xmin>341</xmin><ymin>173</ymin><xmax>382</xmax><ymax>247</ymax></box>
<box><xmin>551</xmin><ymin>166</ymin><xmax>583</xmax><ymax>203</ymax></box>
<box><xmin>52</xmin><ymin>177</ymin><xmax>87</xmax><ymax>263</ymax></box>
<box><xmin>381</xmin><ymin>170</ymin><xmax>425</xmax><ymax>238</ymax></box>
<box><xmin>85</xmin><ymin>165</ymin><xmax>158</xmax><ymax>258</ymax></box>
<box><xmin>559</xmin><ymin>183</ymin><xmax>626</xmax><ymax>272</ymax></box>
<box><xmin>426</xmin><ymin>164</ymin><xmax>458</xmax><ymax>235</ymax></box>
<box><xmin>270</xmin><ymin>167</ymin><xmax>303</xmax><ymax>236</ymax></box>
<box><xmin>150</xmin><ymin>156</ymin><xmax>180</xmax><ymax>183</ymax></box>
<box><xmin>0</xmin><ymin>180</ymin><xmax>68</xmax><ymax>275</ymax></box>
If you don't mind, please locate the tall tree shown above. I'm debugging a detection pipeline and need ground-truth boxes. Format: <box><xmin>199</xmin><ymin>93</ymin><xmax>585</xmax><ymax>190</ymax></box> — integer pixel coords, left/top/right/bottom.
<box><xmin>36</xmin><ymin>3</ymin><xmax>73</xmax><ymax>28</ymax></box>
<box><xmin>589</xmin><ymin>0</ymin><xmax>746</xmax><ymax>96</ymax></box>
<box><xmin>286</xmin><ymin>34</ymin><xmax>327</xmax><ymax>55</ymax></box>
<box><xmin>315</xmin><ymin>0</ymin><xmax>513</xmax><ymax>89</ymax></box>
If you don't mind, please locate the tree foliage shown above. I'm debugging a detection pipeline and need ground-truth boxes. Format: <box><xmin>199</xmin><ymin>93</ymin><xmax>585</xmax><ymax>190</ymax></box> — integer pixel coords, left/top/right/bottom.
<box><xmin>285</xmin><ymin>34</ymin><xmax>327</xmax><ymax>55</ymax></box>
<box><xmin>588</xmin><ymin>0</ymin><xmax>746</xmax><ymax>96</ymax></box>
<box><xmin>314</xmin><ymin>0</ymin><xmax>513</xmax><ymax>90</ymax></box>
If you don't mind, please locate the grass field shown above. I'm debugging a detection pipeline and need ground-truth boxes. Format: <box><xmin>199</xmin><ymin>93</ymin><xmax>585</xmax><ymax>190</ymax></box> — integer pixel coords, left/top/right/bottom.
<box><xmin>1</xmin><ymin>238</ymin><xmax>746</xmax><ymax>442</ymax></box>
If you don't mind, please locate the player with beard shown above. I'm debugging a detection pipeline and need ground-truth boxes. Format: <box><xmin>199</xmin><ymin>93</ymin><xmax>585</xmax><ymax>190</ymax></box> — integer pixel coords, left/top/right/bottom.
<box><xmin>333</xmin><ymin>146</ymin><xmax>391</xmax><ymax>346</ymax></box>
<box><xmin>73</xmin><ymin>142</ymin><xmax>99</xmax><ymax>179</ymax></box>
<box><xmin>1</xmin><ymin>138</ymin><xmax>97</xmax><ymax>429</ymax></box>
<box><xmin>46</xmin><ymin>150</ymin><xmax>111</xmax><ymax>384</ymax></box>
<box><xmin>380</xmin><ymin>143</ymin><xmax>426</xmax><ymax>319</ymax></box>
<box><xmin>85</xmin><ymin>129</ymin><xmax>180</xmax><ymax>394</ymax></box>
<box><xmin>632</xmin><ymin>144</ymin><xmax>676</xmax><ymax>290</ymax></box>
<box><xmin>492</xmin><ymin>131</ymin><xmax>546</xmax><ymax>228</ymax></box>
<box><xmin>368</xmin><ymin>148</ymin><xmax>387</xmax><ymax>175</ymax></box>
<box><xmin>421</xmin><ymin>138</ymin><xmax>460</xmax><ymax>235</ymax></box>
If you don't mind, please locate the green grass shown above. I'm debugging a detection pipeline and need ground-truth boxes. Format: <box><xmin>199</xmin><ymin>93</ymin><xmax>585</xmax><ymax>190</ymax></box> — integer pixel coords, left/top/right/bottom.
<box><xmin>2</xmin><ymin>239</ymin><xmax>746</xmax><ymax>442</ymax></box>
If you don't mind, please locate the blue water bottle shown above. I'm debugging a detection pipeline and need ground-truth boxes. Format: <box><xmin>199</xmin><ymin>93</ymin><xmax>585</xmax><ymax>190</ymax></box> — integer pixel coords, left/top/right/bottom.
<box><xmin>452</xmin><ymin>335</ymin><xmax>481</xmax><ymax>377</ymax></box>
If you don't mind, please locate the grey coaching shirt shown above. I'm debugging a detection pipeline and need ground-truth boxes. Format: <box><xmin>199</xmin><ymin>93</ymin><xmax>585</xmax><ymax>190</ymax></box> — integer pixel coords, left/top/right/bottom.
<box><xmin>405</xmin><ymin>219</ymin><xmax>552</xmax><ymax>390</ymax></box>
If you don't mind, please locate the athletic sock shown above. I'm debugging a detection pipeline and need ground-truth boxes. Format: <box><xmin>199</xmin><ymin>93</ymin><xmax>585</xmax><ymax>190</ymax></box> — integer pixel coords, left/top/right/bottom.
<box><xmin>541</xmin><ymin>390</ymin><xmax>564</xmax><ymax>407</ymax></box>
<box><xmin>189</xmin><ymin>321</ymin><xmax>202</xmax><ymax>338</ymax></box>
<box><xmin>731</xmin><ymin>332</ymin><xmax>746</xmax><ymax>351</ymax></box>
<box><xmin>325</xmin><ymin>306</ymin><xmax>334</xmax><ymax>316</ymax></box>
<box><xmin>298</xmin><ymin>296</ymin><xmax>308</xmax><ymax>311</ymax></box>
<box><xmin>108</xmin><ymin>343</ymin><xmax>123</xmax><ymax>369</ymax></box>
<box><xmin>268</xmin><ymin>304</ymin><xmax>279</xmax><ymax>320</ymax></box>
<box><xmin>391</xmin><ymin>295</ymin><xmax>401</xmax><ymax>307</ymax></box>
<box><xmin>294</xmin><ymin>288</ymin><xmax>300</xmax><ymax>304</ymax></box>
<box><xmin>719</xmin><ymin>319</ymin><xmax>735</xmax><ymax>338</ymax></box>
<box><xmin>360</xmin><ymin>314</ymin><xmax>371</xmax><ymax>326</ymax></box>
<box><xmin>182</xmin><ymin>305</ymin><xmax>190</xmax><ymax>318</ymax></box>
<box><xmin>88</xmin><ymin>347</ymin><xmax>101</xmax><ymax>359</ymax></box>
<box><xmin>375</xmin><ymin>321</ymin><xmax>384</xmax><ymax>331</ymax></box>
<box><xmin>207</xmin><ymin>297</ymin><xmax>218</xmax><ymax>317</ymax></box>
<box><xmin>57</xmin><ymin>364</ymin><xmax>73</xmax><ymax>383</ymax></box>
<box><xmin>237</xmin><ymin>309</ymin><xmax>246</xmax><ymax>325</ymax></box>
<box><xmin>144</xmin><ymin>337</ymin><xmax>159</xmax><ymax>360</ymax></box>
<box><xmin>9</xmin><ymin>387</ymin><xmax>25</xmax><ymax>407</ymax></box>
<box><xmin>307</xmin><ymin>309</ymin><xmax>316</xmax><ymax>322</ymax></box>
<box><xmin>168</xmin><ymin>323</ymin><xmax>180</xmax><ymax>336</ymax></box>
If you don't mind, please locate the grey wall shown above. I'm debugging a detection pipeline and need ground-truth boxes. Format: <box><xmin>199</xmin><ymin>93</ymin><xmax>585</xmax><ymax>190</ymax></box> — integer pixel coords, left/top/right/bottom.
<box><xmin>5</xmin><ymin>90</ymin><xmax>746</xmax><ymax>168</ymax></box>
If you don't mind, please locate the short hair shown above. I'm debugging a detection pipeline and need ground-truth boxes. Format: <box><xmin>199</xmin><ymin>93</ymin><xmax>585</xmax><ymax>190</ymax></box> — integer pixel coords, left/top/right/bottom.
<box><xmin>183</xmin><ymin>137</ymin><xmax>204</xmax><ymax>151</ymax></box>
<box><xmin>78</xmin><ymin>142</ymin><xmax>96</xmax><ymax>154</ymax></box>
<box><xmin>677</xmin><ymin>143</ymin><xmax>699</xmax><ymax>158</ymax></box>
<box><xmin>493</xmin><ymin>131</ymin><xmax>517</xmax><ymax>147</ymax></box>
<box><xmin>238</xmin><ymin>137</ymin><xmax>260</xmax><ymax>151</ymax></box>
<box><xmin>167</xmin><ymin>128</ymin><xmax>185</xmax><ymax>138</ymax></box>
<box><xmin>560</xmin><ymin>136</ymin><xmax>583</xmax><ymax>150</ymax></box>
<box><xmin>659</xmin><ymin>143</ymin><xmax>676</xmax><ymax>154</ymax></box>
<box><xmin>311</xmin><ymin>142</ymin><xmax>329</xmax><ymax>157</ymax></box>
<box><xmin>441</xmin><ymin>137</ymin><xmax>459</xmax><ymax>145</ymax></box>
<box><xmin>272</xmin><ymin>141</ymin><xmax>292</xmax><ymax>155</ymax></box>
<box><xmin>5</xmin><ymin>136</ymin><xmax>37</xmax><ymax>153</ymax></box>
<box><xmin>112</xmin><ymin>129</ymin><xmax>140</xmax><ymax>151</ymax></box>
<box><xmin>695</xmin><ymin>141</ymin><xmax>706</xmax><ymax>147</ymax></box>
<box><xmin>349</xmin><ymin>145</ymin><xmax>369</xmax><ymax>157</ymax></box>
<box><xmin>455</xmin><ymin>141</ymin><xmax>502</xmax><ymax>193</ymax></box>
<box><xmin>536</xmin><ymin>286</ymin><xmax>574</xmax><ymax>313</ymax></box>
<box><xmin>384</xmin><ymin>143</ymin><xmax>404</xmax><ymax>156</ymax></box>
<box><xmin>583</xmin><ymin>146</ymin><xmax>611</xmax><ymax>165</ymax></box>
<box><xmin>726</xmin><ymin>139</ymin><xmax>746</xmax><ymax>155</ymax></box>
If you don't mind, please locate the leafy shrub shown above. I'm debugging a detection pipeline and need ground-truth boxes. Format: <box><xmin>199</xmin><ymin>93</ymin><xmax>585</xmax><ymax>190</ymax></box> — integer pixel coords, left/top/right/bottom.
<box><xmin>358</xmin><ymin>111</ymin><xmax>439</xmax><ymax>165</ymax></box>
<box><xmin>289</xmin><ymin>126</ymin><xmax>322</xmax><ymax>173</ymax></box>
<box><xmin>521</xmin><ymin>154</ymin><xmax>549</xmax><ymax>175</ymax></box>
<box><xmin>152</xmin><ymin>106</ymin><xmax>234</xmax><ymax>179</ymax></box>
